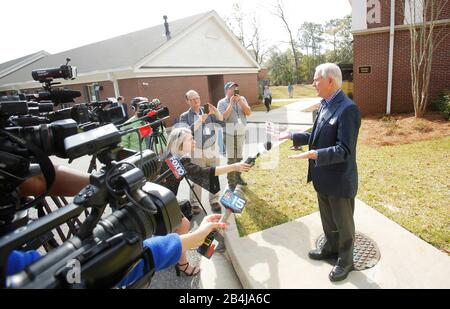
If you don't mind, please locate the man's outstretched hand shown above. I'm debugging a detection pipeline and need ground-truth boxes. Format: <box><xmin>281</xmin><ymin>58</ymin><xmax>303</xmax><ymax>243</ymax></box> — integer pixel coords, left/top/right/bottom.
<box><xmin>266</xmin><ymin>122</ymin><xmax>290</xmax><ymax>141</ymax></box>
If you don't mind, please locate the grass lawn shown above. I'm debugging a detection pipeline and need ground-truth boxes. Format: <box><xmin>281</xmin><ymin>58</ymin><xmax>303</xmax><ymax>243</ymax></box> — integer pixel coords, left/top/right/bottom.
<box><xmin>251</xmin><ymin>100</ymin><xmax>297</xmax><ymax>112</ymax></box>
<box><xmin>251</xmin><ymin>84</ymin><xmax>317</xmax><ymax>112</ymax></box>
<box><xmin>238</xmin><ymin>124</ymin><xmax>450</xmax><ymax>253</ymax></box>
<box><xmin>270</xmin><ymin>84</ymin><xmax>317</xmax><ymax>99</ymax></box>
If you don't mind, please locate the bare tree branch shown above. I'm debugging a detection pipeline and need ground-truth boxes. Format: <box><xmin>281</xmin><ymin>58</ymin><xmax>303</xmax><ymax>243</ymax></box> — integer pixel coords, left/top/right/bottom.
<box><xmin>271</xmin><ymin>0</ymin><xmax>301</xmax><ymax>83</ymax></box>
<box><xmin>402</xmin><ymin>0</ymin><xmax>448</xmax><ymax>117</ymax></box>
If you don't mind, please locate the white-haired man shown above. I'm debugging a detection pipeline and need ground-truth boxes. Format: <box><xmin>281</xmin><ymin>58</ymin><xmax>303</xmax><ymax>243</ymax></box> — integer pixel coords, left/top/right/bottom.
<box><xmin>268</xmin><ymin>63</ymin><xmax>361</xmax><ymax>282</ymax></box>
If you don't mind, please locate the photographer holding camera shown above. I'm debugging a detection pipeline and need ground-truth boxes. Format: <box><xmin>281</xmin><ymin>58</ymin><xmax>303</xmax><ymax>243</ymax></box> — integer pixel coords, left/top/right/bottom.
<box><xmin>178</xmin><ymin>90</ymin><xmax>224</xmax><ymax>214</ymax></box>
<box><xmin>217</xmin><ymin>82</ymin><xmax>252</xmax><ymax>191</ymax></box>
<box><xmin>120</xmin><ymin>97</ymin><xmax>151</xmax><ymax>151</ymax></box>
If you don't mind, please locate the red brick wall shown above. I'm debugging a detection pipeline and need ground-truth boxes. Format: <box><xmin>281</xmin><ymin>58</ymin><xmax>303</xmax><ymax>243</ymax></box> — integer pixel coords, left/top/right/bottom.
<box><xmin>119</xmin><ymin>75</ymin><xmax>210</xmax><ymax>125</ymax></box>
<box><xmin>16</xmin><ymin>73</ymin><xmax>258</xmax><ymax>124</ymax></box>
<box><xmin>353</xmin><ymin>32</ymin><xmax>389</xmax><ymax>115</ymax></box>
<box><xmin>354</xmin><ymin>23</ymin><xmax>450</xmax><ymax>115</ymax></box>
<box><xmin>258</xmin><ymin>69</ymin><xmax>269</xmax><ymax>80</ymax></box>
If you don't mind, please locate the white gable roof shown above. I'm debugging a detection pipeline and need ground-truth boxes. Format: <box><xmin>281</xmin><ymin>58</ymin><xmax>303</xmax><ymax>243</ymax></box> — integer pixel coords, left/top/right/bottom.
<box><xmin>136</xmin><ymin>11</ymin><xmax>259</xmax><ymax>73</ymax></box>
<box><xmin>0</xmin><ymin>11</ymin><xmax>259</xmax><ymax>91</ymax></box>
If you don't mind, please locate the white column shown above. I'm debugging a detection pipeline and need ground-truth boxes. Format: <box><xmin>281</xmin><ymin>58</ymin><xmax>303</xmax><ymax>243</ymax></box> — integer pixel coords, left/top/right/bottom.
<box><xmin>107</xmin><ymin>72</ymin><xmax>120</xmax><ymax>98</ymax></box>
<box><xmin>352</xmin><ymin>0</ymin><xmax>368</xmax><ymax>31</ymax></box>
<box><xmin>386</xmin><ymin>0</ymin><xmax>395</xmax><ymax>115</ymax></box>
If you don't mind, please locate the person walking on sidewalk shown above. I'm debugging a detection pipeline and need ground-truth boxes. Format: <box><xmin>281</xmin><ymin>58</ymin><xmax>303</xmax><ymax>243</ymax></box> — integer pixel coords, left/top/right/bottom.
<box><xmin>288</xmin><ymin>83</ymin><xmax>294</xmax><ymax>99</ymax></box>
<box><xmin>263</xmin><ymin>85</ymin><xmax>272</xmax><ymax>112</ymax></box>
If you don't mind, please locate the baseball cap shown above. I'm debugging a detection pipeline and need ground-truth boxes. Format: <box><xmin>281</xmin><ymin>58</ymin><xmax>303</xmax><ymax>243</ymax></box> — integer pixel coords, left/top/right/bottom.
<box><xmin>224</xmin><ymin>81</ymin><xmax>238</xmax><ymax>91</ymax></box>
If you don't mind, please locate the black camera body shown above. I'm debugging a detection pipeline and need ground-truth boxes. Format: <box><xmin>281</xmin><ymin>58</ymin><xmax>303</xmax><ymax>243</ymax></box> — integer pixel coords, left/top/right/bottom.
<box><xmin>31</xmin><ymin>60</ymin><xmax>77</xmax><ymax>83</ymax></box>
<box><xmin>0</xmin><ymin>62</ymin><xmax>182</xmax><ymax>289</ymax></box>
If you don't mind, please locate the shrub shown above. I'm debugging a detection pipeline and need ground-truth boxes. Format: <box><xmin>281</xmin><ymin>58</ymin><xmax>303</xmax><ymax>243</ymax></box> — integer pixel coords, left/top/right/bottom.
<box><xmin>431</xmin><ymin>90</ymin><xmax>450</xmax><ymax>120</ymax></box>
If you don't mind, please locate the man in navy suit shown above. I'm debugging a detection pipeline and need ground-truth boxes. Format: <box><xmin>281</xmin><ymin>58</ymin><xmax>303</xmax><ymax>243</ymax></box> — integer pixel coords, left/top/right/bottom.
<box><xmin>268</xmin><ymin>63</ymin><xmax>361</xmax><ymax>282</ymax></box>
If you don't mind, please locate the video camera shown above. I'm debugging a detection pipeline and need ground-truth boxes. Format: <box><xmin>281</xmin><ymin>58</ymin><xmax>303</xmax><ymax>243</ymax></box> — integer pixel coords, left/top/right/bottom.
<box><xmin>130</xmin><ymin>97</ymin><xmax>169</xmax><ymax>127</ymax></box>
<box><xmin>31</xmin><ymin>58</ymin><xmax>77</xmax><ymax>84</ymax></box>
<box><xmin>0</xmin><ymin>121</ymin><xmax>183</xmax><ymax>288</ymax></box>
<box><xmin>0</xmin><ymin>61</ymin><xmax>183</xmax><ymax>289</ymax></box>
<box><xmin>87</xmin><ymin>99</ymin><xmax>126</xmax><ymax>126</ymax></box>
<box><xmin>1</xmin><ymin>149</ymin><xmax>182</xmax><ymax>288</ymax></box>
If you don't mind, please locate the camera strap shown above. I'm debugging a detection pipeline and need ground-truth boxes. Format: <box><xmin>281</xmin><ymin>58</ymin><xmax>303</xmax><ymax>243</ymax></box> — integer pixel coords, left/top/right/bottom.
<box><xmin>0</xmin><ymin>129</ymin><xmax>55</xmax><ymax>209</ymax></box>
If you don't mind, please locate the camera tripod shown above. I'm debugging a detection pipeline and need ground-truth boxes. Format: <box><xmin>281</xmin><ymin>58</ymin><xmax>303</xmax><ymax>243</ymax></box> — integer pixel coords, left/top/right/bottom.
<box><xmin>147</xmin><ymin>123</ymin><xmax>167</xmax><ymax>155</ymax></box>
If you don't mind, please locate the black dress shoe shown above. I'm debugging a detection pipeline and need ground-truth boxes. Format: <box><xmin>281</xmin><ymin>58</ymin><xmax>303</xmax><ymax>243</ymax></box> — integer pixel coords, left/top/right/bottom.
<box><xmin>308</xmin><ymin>249</ymin><xmax>338</xmax><ymax>261</ymax></box>
<box><xmin>329</xmin><ymin>259</ymin><xmax>354</xmax><ymax>282</ymax></box>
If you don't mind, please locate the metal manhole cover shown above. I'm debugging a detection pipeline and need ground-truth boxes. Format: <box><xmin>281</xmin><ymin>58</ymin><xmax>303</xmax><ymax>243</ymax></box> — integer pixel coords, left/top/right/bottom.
<box><xmin>316</xmin><ymin>232</ymin><xmax>380</xmax><ymax>271</ymax></box>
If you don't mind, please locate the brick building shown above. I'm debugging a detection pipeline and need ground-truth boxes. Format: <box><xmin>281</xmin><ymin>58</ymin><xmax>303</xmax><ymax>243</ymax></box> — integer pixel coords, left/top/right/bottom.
<box><xmin>352</xmin><ymin>0</ymin><xmax>450</xmax><ymax>115</ymax></box>
<box><xmin>0</xmin><ymin>11</ymin><xmax>260</xmax><ymax>124</ymax></box>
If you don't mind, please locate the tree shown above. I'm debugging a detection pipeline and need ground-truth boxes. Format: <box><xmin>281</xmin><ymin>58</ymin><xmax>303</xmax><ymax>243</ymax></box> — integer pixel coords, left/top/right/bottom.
<box><xmin>247</xmin><ymin>15</ymin><xmax>271</xmax><ymax>65</ymax></box>
<box><xmin>402</xmin><ymin>0</ymin><xmax>450</xmax><ymax>117</ymax></box>
<box><xmin>272</xmin><ymin>0</ymin><xmax>301</xmax><ymax>84</ymax></box>
<box><xmin>297</xmin><ymin>22</ymin><xmax>324</xmax><ymax>81</ymax></box>
<box><xmin>225</xmin><ymin>2</ymin><xmax>269</xmax><ymax>65</ymax></box>
<box><xmin>324</xmin><ymin>18</ymin><xmax>342</xmax><ymax>63</ymax></box>
<box><xmin>267</xmin><ymin>48</ymin><xmax>296</xmax><ymax>86</ymax></box>
<box><xmin>335</xmin><ymin>15</ymin><xmax>353</xmax><ymax>64</ymax></box>
<box><xmin>226</xmin><ymin>2</ymin><xmax>246</xmax><ymax>46</ymax></box>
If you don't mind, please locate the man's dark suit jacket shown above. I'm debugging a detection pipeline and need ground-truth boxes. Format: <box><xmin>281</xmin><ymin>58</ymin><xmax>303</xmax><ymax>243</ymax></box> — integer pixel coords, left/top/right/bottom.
<box><xmin>292</xmin><ymin>91</ymin><xmax>361</xmax><ymax>199</ymax></box>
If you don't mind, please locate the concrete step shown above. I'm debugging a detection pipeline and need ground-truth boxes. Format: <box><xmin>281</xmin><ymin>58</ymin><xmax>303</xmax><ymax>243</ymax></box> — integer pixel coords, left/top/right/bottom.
<box><xmin>223</xmin><ymin>199</ymin><xmax>450</xmax><ymax>289</ymax></box>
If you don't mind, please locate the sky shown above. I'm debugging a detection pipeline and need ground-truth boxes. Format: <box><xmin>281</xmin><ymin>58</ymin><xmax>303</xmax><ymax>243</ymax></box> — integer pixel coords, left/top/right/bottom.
<box><xmin>0</xmin><ymin>0</ymin><xmax>351</xmax><ymax>64</ymax></box>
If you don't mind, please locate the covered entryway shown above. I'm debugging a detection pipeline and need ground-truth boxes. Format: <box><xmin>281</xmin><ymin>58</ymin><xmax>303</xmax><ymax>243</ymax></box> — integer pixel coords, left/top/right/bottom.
<box><xmin>208</xmin><ymin>74</ymin><xmax>224</xmax><ymax>106</ymax></box>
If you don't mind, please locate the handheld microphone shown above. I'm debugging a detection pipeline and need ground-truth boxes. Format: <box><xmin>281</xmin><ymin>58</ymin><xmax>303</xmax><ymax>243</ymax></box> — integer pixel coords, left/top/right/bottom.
<box><xmin>154</xmin><ymin>154</ymin><xmax>189</xmax><ymax>184</ymax></box>
<box><xmin>197</xmin><ymin>190</ymin><xmax>247</xmax><ymax>259</ymax></box>
<box><xmin>244</xmin><ymin>141</ymin><xmax>272</xmax><ymax>166</ymax></box>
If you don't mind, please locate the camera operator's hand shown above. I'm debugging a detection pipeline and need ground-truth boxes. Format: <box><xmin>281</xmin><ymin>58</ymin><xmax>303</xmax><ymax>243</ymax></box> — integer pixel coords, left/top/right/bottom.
<box><xmin>206</xmin><ymin>103</ymin><xmax>223</xmax><ymax>121</ymax></box>
<box><xmin>180</xmin><ymin>214</ymin><xmax>228</xmax><ymax>249</ymax></box>
<box><xmin>230</xmin><ymin>95</ymin><xmax>240</xmax><ymax>105</ymax></box>
<box><xmin>198</xmin><ymin>114</ymin><xmax>209</xmax><ymax>123</ymax></box>
<box><xmin>19</xmin><ymin>165</ymin><xmax>89</xmax><ymax>197</ymax></box>
<box><xmin>194</xmin><ymin>114</ymin><xmax>209</xmax><ymax>131</ymax></box>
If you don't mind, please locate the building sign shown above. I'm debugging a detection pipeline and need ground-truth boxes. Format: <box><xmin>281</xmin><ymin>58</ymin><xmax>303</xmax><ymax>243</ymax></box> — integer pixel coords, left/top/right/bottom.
<box><xmin>367</xmin><ymin>0</ymin><xmax>381</xmax><ymax>24</ymax></box>
<box><xmin>358</xmin><ymin>66</ymin><xmax>372</xmax><ymax>74</ymax></box>
<box><xmin>352</xmin><ymin>0</ymin><xmax>382</xmax><ymax>31</ymax></box>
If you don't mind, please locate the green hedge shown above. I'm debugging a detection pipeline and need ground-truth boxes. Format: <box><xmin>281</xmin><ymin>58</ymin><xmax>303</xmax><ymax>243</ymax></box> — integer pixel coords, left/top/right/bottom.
<box><xmin>431</xmin><ymin>90</ymin><xmax>450</xmax><ymax>120</ymax></box>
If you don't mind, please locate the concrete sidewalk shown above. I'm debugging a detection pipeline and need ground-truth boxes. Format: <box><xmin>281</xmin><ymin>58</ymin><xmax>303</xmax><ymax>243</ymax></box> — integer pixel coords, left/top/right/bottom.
<box><xmin>222</xmin><ymin>199</ymin><xmax>450</xmax><ymax>289</ymax></box>
<box><xmin>248</xmin><ymin>97</ymin><xmax>319</xmax><ymax>126</ymax></box>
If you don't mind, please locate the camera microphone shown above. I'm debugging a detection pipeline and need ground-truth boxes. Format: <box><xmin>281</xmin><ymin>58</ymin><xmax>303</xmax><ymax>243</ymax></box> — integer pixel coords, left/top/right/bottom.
<box><xmin>244</xmin><ymin>141</ymin><xmax>272</xmax><ymax>166</ymax></box>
